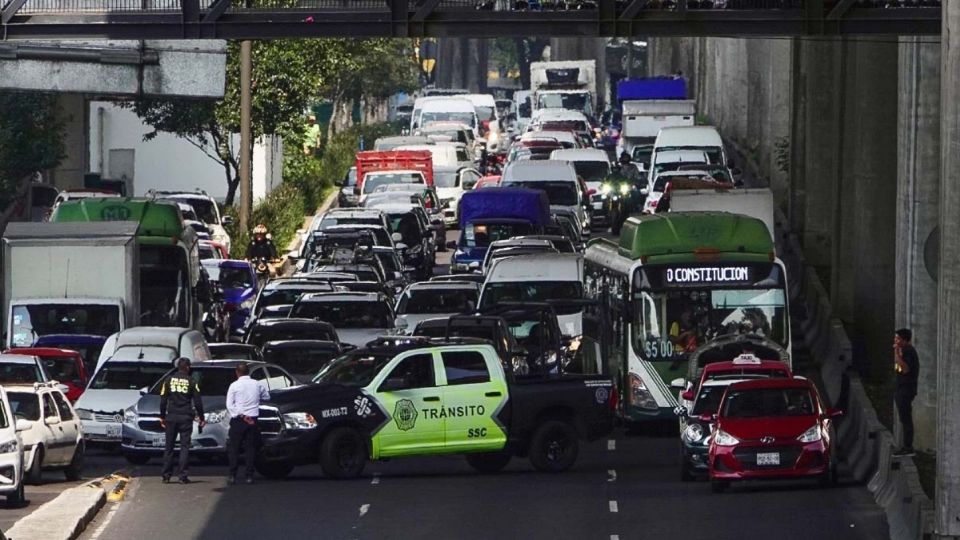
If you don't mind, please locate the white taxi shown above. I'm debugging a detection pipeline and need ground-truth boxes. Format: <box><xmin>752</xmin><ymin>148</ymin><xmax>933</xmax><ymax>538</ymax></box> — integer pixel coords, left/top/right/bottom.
<box><xmin>0</xmin><ymin>386</ymin><xmax>27</xmax><ymax>503</ymax></box>
<box><xmin>6</xmin><ymin>382</ymin><xmax>84</xmax><ymax>484</ymax></box>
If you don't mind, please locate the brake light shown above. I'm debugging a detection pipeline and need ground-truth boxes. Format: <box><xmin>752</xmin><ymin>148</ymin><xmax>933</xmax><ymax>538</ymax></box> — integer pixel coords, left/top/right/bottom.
<box><xmin>694</xmin><ymin>247</ymin><xmax>720</xmax><ymax>262</ymax></box>
<box><xmin>608</xmin><ymin>386</ymin><xmax>619</xmax><ymax>412</ymax></box>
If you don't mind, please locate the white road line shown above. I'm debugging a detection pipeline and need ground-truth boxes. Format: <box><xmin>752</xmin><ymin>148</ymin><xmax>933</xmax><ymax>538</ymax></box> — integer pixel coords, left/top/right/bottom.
<box><xmin>88</xmin><ymin>503</ymin><xmax>121</xmax><ymax>540</ymax></box>
<box><xmin>607</xmin><ymin>439</ymin><xmax>616</xmax><ymax>451</ymax></box>
<box><xmin>359</xmin><ymin>504</ymin><xmax>370</xmax><ymax>518</ymax></box>
<box><xmin>371</xmin><ymin>474</ymin><xmax>380</xmax><ymax>486</ymax></box>
<box><xmin>608</xmin><ymin>500</ymin><xmax>619</xmax><ymax>513</ymax></box>
<box><xmin>610</xmin><ymin>535</ymin><xmax>620</xmax><ymax>540</ymax></box>
<box><xmin>607</xmin><ymin>469</ymin><xmax>617</xmax><ymax>482</ymax></box>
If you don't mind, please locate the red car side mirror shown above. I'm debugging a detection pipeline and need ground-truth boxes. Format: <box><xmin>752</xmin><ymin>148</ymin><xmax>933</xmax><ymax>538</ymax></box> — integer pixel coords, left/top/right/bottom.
<box><xmin>698</xmin><ymin>414</ymin><xmax>716</xmax><ymax>423</ymax></box>
<box><xmin>681</xmin><ymin>390</ymin><xmax>695</xmax><ymax>402</ymax></box>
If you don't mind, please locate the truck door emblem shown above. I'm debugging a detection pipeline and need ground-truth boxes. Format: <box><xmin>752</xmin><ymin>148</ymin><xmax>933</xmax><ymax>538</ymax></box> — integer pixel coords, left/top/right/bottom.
<box><xmin>393</xmin><ymin>399</ymin><xmax>418</xmax><ymax>431</ymax></box>
<box><xmin>595</xmin><ymin>387</ymin><xmax>609</xmax><ymax>404</ymax></box>
<box><xmin>354</xmin><ymin>396</ymin><xmax>373</xmax><ymax>418</ymax></box>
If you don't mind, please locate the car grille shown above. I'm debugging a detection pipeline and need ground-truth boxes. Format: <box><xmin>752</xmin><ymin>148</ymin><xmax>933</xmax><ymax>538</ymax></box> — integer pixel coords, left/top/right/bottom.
<box><xmin>257</xmin><ymin>407</ymin><xmax>282</xmax><ymax>436</ymax></box>
<box><xmin>733</xmin><ymin>446</ymin><xmax>803</xmax><ymax>471</ymax></box>
<box><xmin>138</xmin><ymin>419</ymin><xmax>163</xmax><ymax>433</ymax></box>
<box><xmin>94</xmin><ymin>412</ymin><xmax>122</xmax><ymax>423</ymax></box>
<box><xmin>0</xmin><ymin>466</ymin><xmax>15</xmax><ymax>484</ymax></box>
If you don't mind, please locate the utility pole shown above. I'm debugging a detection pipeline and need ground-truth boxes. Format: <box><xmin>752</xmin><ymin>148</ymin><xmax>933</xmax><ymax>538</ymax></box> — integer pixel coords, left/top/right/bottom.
<box><xmin>239</xmin><ymin>39</ymin><xmax>253</xmax><ymax>233</ymax></box>
<box><xmin>937</xmin><ymin>2</ymin><xmax>960</xmax><ymax>538</ymax></box>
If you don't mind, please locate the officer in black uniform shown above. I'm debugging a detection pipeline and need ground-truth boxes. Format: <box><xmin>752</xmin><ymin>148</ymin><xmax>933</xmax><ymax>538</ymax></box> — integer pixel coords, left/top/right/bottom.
<box><xmin>159</xmin><ymin>358</ymin><xmax>205</xmax><ymax>484</ymax></box>
<box><xmin>245</xmin><ymin>223</ymin><xmax>278</xmax><ymax>261</ymax></box>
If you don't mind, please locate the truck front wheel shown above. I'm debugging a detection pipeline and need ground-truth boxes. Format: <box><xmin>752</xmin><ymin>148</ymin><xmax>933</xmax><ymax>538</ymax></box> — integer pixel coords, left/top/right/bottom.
<box><xmin>320</xmin><ymin>427</ymin><xmax>367</xmax><ymax>479</ymax></box>
<box><xmin>529</xmin><ymin>420</ymin><xmax>579</xmax><ymax>473</ymax></box>
<box><xmin>466</xmin><ymin>451</ymin><xmax>512</xmax><ymax>473</ymax></box>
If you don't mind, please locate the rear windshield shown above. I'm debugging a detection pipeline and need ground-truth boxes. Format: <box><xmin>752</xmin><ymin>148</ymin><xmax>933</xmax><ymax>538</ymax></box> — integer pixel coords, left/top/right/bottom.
<box><xmin>570</xmin><ymin>161</ymin><xmax>609</xmax><ymax>182</ymax></box>
<box><xmin>0</xmin><ymin>362</ymin><xmax>43</xmax><ymax>384</ymax></box>
<box><xmin>205</xmin><ymin>266</ymin><xmax>254</xmax><ymax>289</ymax></box>
<box><xmin>257</xmin><ymin>286</ymin><xmax>331</xmax><ymax>313</ymax></box>
<box><xmin>363</xmin><ymin>173</ymin><xmax>424</xmax><ymax>195</ymax></box>
<box><xmin>397</xmin><ymin>289</ymin><xmax>478</xmax><ymax>315</ymax></box>
<box><xmin>248</xmin><ymin>325</ymin><xmax>336</xmax><ymax>347</ymax></box>
<box><xmin>89</xmin><ymin>362</ymin><xmax>170</xmax><ymax>391</ymax></box>
<box><xmin>463</xmin><ymin>222</ymin><xmax>533</xmax><ymax>248</ymax></box>
<box><xmin>480</xmin><ymin>281</ymin><xmax>584</xmax><ymax>314</ymax></box>
<box><xmin>502</xmin><ymin>181</ymin><xmax>578</xmax><ymax>206</ymax></box>
<box><xmin>291</xmin><ymin>302</ymin><xmax>393</xmax><ymax>329</ymax></box>
<box><xmin>721</xmin><ymin>387</ymin><xmax>815</xmax><ymax>418</ymax></box>
<box><xmin>40</xmin><ymin>356</ymin><xmax>80</xmax><ymax>383</ymax></box>
<box><xmin>263</xmin><ymin>347</ymin><xmax>340</xmax><ymax>377</ymax></box>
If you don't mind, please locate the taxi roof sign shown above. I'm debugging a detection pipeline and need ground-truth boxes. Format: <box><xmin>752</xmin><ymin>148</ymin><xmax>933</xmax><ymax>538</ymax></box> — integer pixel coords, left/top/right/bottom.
<box><xmin>733</xmin><ymin>353</ymin><xmax>762</xmax><ymax>365</ymax></box>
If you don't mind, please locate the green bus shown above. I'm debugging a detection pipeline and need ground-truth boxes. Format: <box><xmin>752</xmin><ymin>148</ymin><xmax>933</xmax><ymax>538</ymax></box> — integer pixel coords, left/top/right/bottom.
<box><xmin>51</xmin><ymin>199</ymin><xmax>202</xmax><ymax>330</ymax></box>
<box><xmin>583</xmin><ymin>211</ymin><xmax>791</xmax><ymax>422</ymax></box>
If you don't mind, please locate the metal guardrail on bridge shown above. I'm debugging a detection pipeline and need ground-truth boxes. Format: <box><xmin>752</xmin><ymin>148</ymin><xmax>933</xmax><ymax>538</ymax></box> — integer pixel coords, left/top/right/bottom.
<box><xmin>0</xmin><ymin>0</ymin><xmax>943</xmax><ymax>40</ymax></box>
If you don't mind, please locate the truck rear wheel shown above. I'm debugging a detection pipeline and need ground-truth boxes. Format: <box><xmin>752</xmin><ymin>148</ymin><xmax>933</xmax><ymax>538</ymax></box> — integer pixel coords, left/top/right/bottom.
<box><xmin>320</xmin><ymin>427</ymin><xmax>367</xmax><ymax>479</ymax></box>
<box><xmin>465</xmin><ymin>451</ymin><xmax>512</xmax><ymax>473</ymax></box>
<box><xmin>529</xmin><ymin>420</ymin><xmax>579</xmax><ymax>473</ymax></box>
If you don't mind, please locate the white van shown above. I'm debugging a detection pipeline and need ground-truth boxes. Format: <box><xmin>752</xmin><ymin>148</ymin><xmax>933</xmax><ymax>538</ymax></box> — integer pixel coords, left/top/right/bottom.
<box><xmin>462</xmin><ymin>94</ymin><xmax>502</xmax><ymax>152</ymax></box>
<box><xmin>479</xmin><ymin>253</ymin><xmax>585</xmax><ymax>337</ymax></box>
<box><xmin>395</xmin><ymin>143</ymin><xmax>459</xmax><ymax>169</ymax></box>
<box><xmin>0</xmin><ymin>386</ymin><xmax>27</xmax><ymax>503</ymax></box>
<box><xmin>76</xmin><ymin>327</ymin><xmax>211</xmax><ymax>445</ymax></box>
<box><xmin>413</xmin><ymin>98</ymin><xmax>479</xmax><ymax>135</ymax></box>
<box><xmin>650</xmin><ymin>126</ymin><xmax>727</xmax><ymax>173</ymax></box>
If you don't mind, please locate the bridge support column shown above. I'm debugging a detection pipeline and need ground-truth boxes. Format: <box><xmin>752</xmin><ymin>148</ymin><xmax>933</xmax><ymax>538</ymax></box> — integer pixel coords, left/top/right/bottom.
<box><xmin>896</xmin><ymin>36</ymin><xmax>940</xmax><ymax>453</ymax></box>
<box><xmin>936</xmin><ymin>2</ymin><xmax>960</xmax><ymax>537</ymax></box>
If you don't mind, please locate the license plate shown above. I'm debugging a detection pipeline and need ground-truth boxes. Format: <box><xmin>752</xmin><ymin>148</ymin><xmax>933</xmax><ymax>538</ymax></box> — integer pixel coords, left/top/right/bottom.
<box><xmin>592</xmin><ymin>202</ymin><xmax>604</xmax><ymax>210</ymax></box>
<box><xmin>105</xmin><ymin>424</ymin><xmax>121</xmax><ymax>438</ymax></box>
<box><xmin>756</xmin><ymin>452</ymin><xmax>780</xmax><ymax>466</ymax></box>
<box><xmin>151</xmin><ymin>434</ymin><xmax>165</xmax><ymax>448</ymax></box>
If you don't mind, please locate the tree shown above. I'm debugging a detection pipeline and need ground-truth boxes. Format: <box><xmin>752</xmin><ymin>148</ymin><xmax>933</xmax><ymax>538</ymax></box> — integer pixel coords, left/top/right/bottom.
<box><xmin>0</xmin><ymin>92</ymin><xmax>66</xmax><ymax>199</ymax></box>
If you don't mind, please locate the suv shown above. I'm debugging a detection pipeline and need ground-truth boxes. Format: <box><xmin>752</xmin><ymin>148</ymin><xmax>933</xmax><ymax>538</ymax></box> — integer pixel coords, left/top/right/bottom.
<box><xmin>289</xmin><ymin>292</ymin><xmax>394</xmax><ymax>348</ymax></box>
<box><xmin>151</xmin><ymin>190</ymin><xmax>233</xmax><ymax>252</ymax></box>
<box><xmin>0</xmin><ymin>387</ymin><xmax>28</xmax><ymax>504</ymax></box>
<box><xmin>254</xmin><ymin>337</ymin><xmax>614</xmax><ymax>479</ymax></box>
<box><xmin>6</xmin><ymin>383</ymin><xmax>84</xmax><ymax>484</ymax></box>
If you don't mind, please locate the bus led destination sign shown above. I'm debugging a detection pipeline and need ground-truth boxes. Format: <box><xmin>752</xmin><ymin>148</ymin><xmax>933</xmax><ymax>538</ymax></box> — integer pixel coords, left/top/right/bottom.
<box><xmin>665</xmin><ymin>266</ymin><xmax>751</xmax><ymax>285</ymax></box>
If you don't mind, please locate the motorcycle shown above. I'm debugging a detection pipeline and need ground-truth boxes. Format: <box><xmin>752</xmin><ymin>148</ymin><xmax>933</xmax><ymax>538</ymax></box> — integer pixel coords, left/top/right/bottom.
<box><xmin>253</xmin><ymin>256</ymin><xmax>272</xmax><ymax>288</ymax></box>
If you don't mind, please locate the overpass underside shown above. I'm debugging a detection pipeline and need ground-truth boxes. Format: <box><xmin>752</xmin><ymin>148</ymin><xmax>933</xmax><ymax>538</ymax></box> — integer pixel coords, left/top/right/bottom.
<box><xmin>0</xmin><ymin>0</ymin><xmax>942</xmax><ymax>39</ymax></box>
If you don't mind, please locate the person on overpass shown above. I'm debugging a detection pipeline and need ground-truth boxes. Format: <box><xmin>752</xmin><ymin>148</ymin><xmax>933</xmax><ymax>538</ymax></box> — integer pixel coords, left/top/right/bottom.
<box><xmin>893</xmin><ymin>328</ymin><xmax>919</xmax><ymax>457</ymax></box>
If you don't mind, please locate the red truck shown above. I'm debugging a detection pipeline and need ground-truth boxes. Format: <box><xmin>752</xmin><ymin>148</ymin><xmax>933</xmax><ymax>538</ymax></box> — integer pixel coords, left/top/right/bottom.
<box><xmin>354</xmin><ymin>150</ymin><xmax>434</xmax><ymax>196</ymax></box>
<box><xmin>5</xmin><ymin>348</ymin><xmax>89</xmax><ymax>401</ymax></box>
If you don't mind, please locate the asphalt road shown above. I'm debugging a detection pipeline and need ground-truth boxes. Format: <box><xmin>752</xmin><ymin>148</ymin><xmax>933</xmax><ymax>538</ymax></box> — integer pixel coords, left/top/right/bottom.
<box><xmin>77</xmin><ymin>429</ymin><xmax>887</xmax><ymax>540</ymax></box>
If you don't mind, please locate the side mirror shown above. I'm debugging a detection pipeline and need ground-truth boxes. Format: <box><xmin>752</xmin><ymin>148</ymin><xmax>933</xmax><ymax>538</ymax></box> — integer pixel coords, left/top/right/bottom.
<box><xmin>15</xmin><ymin>419</ymin><xmax>33</xmax><ymax>432</ymax></box>
<box><xmin>379</xmin><ymin>378</ymin><xmax>409</xmax><ymax>393</ymax></box>
<box><xmin>391</xmin><ymin>232</ymin><xmax>403</xmax><ymax>243</ymax></box>
<box><xmin>45</xmin><ymin>415</ymin><xmax>61</xmax><ymax>426</ymax></box>
<box><xmin>586</xmin><ymin>188</ymin><xmax>597</xmax><ymax>196</ymax></box>
<box><xmin>639</xmin><ymin>188</ymin><xmax>649</xmax><ymax>196</ymax></box>
<box><xmin>468</xmin><ymin>261</ymin><xmax>480</xmax><ymax>270</ymax></box>
<box><xmin>826</xmin><ymin>408</ymin><xmax>844</xmax><ymax>418</ymax></box>
<box><xmin>698</xmin><ymin>413</ymin><xmax>716</xmax><ymax>423</ymax></box>
<box><xmin>446</xmin><ymin>240</ymin><xmax>458</xmax><ymax>250</ymax></box>
<box><xmin>57</xmin><ymin>383</ymin><xmax>70</xmax><ymax>395</ymax></box>
<box><xmin>221</xmin><ymin>215</ymin><xmax>235</xmax><ymax>226</ymax></box>
<box><xmin>670</xmin><ymin>377</ymin><xmax>686</xmax><ymax>390</ymax></box>
<box><xmin>340</xmin><ymin>343</ymin><xmax>358</xmax><ymax>353</ymax></box>
<box><xmin>393</xmin><ymin>272</ymin><xmax>404</xmax><ymax>281</ymax></box>
<box><xmin>396</xmin><ymin>243</ymin><xmax>409</xmax><ymax>251</ymax></box>
<box><xmin>681</xmin><ymin>390</ymin><xmax>695</xmax><ymax>402</ymax></box>
<box><xmin>139</xmin><ymin>386</ymin><xmax>149</xmax><ymax>395</ymax></box>
<box><xmin>286</xmin><ymin>250</ymin><xmax>299</xmax><ymax>262</ymax></box>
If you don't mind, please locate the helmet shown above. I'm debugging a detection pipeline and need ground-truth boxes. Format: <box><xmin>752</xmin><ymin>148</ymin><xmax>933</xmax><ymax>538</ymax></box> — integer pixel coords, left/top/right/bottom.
<box><xmin>253</xmin><ymin>224</ymin><xmax>268</xmax><ymax>235</ymax></box>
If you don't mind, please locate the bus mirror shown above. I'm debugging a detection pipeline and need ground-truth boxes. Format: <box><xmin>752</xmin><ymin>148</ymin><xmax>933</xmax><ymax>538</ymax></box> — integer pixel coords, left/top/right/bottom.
<box><xmin>670</xmin><ymin>378</ymin><xmax>686</xmax><ymax>390</ymax></box>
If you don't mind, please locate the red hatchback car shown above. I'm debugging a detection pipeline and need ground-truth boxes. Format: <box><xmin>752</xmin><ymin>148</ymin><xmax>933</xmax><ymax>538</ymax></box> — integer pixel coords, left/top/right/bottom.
<box><xmin>708</xmin><ymin>378</ymin><xmax>842</xmax><ymax>493</ymax></box>
<box><xmin>5</xmin><ymin>348</ymin><xmax>89</xmax><ymax>402</ymax></box>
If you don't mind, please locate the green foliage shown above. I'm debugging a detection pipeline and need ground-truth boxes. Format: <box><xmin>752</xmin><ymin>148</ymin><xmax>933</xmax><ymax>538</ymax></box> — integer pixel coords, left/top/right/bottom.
<box><xmin>0</xmin><ymin>91</ymin><xmax>67</xmax><ymax>197</ymax></box>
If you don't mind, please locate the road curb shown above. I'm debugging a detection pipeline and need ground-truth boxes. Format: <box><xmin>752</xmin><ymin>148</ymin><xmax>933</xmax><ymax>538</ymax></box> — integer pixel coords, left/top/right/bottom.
<box><xmin>4</xmin><ymin>474</ymin><xmax>121</xmax><ymax>540</ymax></box>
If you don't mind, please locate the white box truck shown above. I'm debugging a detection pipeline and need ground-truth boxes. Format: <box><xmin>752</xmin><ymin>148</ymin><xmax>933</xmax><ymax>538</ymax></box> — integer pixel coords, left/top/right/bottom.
<box><xmin>668</xmin><ymin>188</ymin><xmax>776</xmax><ymax>241</ymax></box>
<box><xmin>3</xmin><ymin>222</ymin><xmax>140</xmax><ymax>349</ymax></box>
<box><xmin>529</xmin><ymin>60</ymin><xmax>597</xmax><ymax>118</ymax></box>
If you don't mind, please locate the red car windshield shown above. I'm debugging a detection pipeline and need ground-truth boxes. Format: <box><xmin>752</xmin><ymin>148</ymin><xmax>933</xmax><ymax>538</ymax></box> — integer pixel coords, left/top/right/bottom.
<box><xmin>721</xmin><ymin>387</ymin><xmax>815</xmax><ymax>418</ymax></box>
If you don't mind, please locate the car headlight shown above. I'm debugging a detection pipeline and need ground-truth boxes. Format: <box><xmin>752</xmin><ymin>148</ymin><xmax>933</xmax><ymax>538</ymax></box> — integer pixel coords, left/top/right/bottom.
<box><xmin>628</xmin><ymin>373</ymin><xmax>658</xmax><ymax>411</ymax></box>
<box><xmin>0</xmin><ymin>440</ymin><xmax>18</xmax><ymax>454</ymax></box>
<box><xmin>76</xmin><ymin>408</ymin><xmax>93</xmax><ymax>421</ymax></box>
<box><xmin>123</xmin><ymin>406</ymin><xmax>138</xmax><ymax>425</ymax></box>
<box><xmin>204</xmin><ymin>409</ymin><xmax>229</xmax><ymax>424</ymax></box>
<box><xmin>282</xmin><ymin>412</ymin><xmax>318</xmax><ymax>430</ymax></box>
<box><xmin>713</xmin><ymin>429</ymin><xmax>740</xmax><ymax>446</ymax></box>
<box><xmin>682</xmin><ymin>423</ymin><xmax>705</xmax><ymax>444</ymax></box>
<box><xmin>619</xmin><ymin>183</ymin><xmax>631</xmax><ymax>195</ymax></box>
<box><xmin>797</xmin><ymin>424</ymin><xmax>822</xmax><ymax>443</ymax></box>
<box><xmin>601</xmin><ymin>183</ymin><xmax>612</xmax><ymax>195</ymax></box>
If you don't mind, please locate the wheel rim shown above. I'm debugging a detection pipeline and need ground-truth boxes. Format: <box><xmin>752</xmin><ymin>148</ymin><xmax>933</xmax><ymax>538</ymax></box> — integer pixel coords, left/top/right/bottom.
<box><xmin>336</xmin><ymin>436</ymin><xmax>361</xmax><ymax>470</ymax></box>
<box><xmin>545</xmin><ymin>429</ymin><xmax>571</xmax><ymax>463</ymax></box>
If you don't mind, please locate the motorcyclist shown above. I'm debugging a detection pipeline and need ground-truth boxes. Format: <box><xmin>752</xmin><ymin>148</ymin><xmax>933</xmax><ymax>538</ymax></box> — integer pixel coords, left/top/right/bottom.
<box><xmin>246</xmin><ymin>224</ymin><xmax>278</xmax><ymax>261</ymax></box>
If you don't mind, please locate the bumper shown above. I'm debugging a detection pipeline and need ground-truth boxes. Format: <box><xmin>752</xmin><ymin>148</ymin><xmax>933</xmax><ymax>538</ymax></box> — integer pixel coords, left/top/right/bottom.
<box><xmin>121</xmin><ymin>418</ymin><xmax>230</xmax><ymax>455</ymax></box>
<box><xmin>259</xmin><ymin>429</ymin><xmax>322</xmax><ymax>466</ymax></box>
<box><xmin>0</xmin><ymin>450</ymin><xmax>22</xmax><ymax>494</ymax></box>
<box><xmin>82</xmin><ymin>418</ymin><xmax>123</xmax><ymax>443</ymax></box>
<box><xmin>621</xmin><ymin>405</ymin><xmax>676</xmax><ymax>423</ymax></box>
<box><xmin>709</xmin><ymin>441</ymin><xmax>829</xmax><ymax>481</ymax></box>
<box><xmin>681</xmin><ymin>442</ymin><xmax>710</xmax><ymax>474</ymax></box>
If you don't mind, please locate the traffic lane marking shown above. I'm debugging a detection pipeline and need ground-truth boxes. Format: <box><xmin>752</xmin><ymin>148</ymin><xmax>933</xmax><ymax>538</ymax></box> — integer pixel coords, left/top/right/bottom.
<box><xmin>359</xmin><ymin>504</ymin><xmax>370</xmax><ymax>518</ymax></box>
<box><xmin>608</xmin><ymin>469</ymin><xmax>617</xmax><ymax>482</ymax></box>
<box><xmin>608</xmin><ymin>439</ymin><xmax>616</xmax><ymax>450</ymax></box>
<box><xmin>609</xmin><ymin>500</ymin><xmax>619</xmax><ymax>513</ymax></box>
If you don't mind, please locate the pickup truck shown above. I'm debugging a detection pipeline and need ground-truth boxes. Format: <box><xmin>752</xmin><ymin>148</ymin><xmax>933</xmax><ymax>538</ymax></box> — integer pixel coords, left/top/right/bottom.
<box><xmin>255</xmin><ymin>336</ymin><xmax>615</xmax><ymax>479</ymax></box>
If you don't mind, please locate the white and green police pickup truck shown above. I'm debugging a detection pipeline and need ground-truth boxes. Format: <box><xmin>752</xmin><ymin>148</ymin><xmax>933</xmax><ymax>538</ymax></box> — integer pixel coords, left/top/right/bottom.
<box><xmin>254</xmin><ymin>337</ymin><xmax>615</xmax><ymax>479</ymax></box>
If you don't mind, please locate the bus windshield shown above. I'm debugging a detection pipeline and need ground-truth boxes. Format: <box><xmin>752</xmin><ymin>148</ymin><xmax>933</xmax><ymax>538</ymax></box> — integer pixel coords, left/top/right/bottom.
<box><xmin>633</xmin><ymin>265</ymin><xmax>788</xmax><ymax>363</ymax></box>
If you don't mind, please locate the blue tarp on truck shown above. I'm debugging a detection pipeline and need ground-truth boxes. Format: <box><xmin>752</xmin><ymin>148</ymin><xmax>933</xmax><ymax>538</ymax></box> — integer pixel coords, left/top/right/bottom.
<box><xmin>458</xmin><ymin>188</ymin><xmax>551</xmax><ymax>229</ymax></box>
<box><xmin>617</xmin><ymin>77</ymin><xmax>687</xmax><ymax>102</ymax></box>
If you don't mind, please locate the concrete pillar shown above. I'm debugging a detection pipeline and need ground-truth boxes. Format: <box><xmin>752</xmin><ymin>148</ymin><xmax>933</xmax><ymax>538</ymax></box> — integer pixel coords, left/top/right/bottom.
<box><xmin>896</xmin><ymin>37</ymin><xmax>941</xmax><ymax>453</ymax></box>
<box><xmin>835</xmin><ymin>39</ymin><xmax>898</xmax><ymax>374</ymax></box>
<box><xmin>48</xmin><ymin>94</ymin><xmax>87</xmax><ymax>190</ymax></box>
<box><xmin>936</xmin><ymin>2</ymin><xmax>960</xmax><ymax>536</ymax></box>
<box><xmin>798</xmin><ymin>39</ymin><xmax>843</xmax><ymax>268</ymax></box>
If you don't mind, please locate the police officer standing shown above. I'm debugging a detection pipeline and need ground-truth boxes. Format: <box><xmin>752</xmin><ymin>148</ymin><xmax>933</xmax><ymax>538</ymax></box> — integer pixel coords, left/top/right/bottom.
<box><xmin>159</xmin><ymin>358</ymin><xmax>205</xmax><ymax>484</ymax></box>
<box><xmin>226</xmin><ymin>362</ymin><xmax>270</xmax><ymax>485</ymax></box>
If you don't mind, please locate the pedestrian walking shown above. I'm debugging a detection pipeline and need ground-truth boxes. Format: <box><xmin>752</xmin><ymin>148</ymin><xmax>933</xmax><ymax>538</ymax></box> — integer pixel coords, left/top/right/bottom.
<box><xmin>893</xmin><ymin>328</ymin><xmax>919</xmax><ymax>457</ymax></box>
<box><xmin>226</xmin><ymin>362</ymin><xmax>270</xmax><ymax>484</ymax></box>
<box><xmin>159</xmin><ymin>357</ymin><xmax>205</xmax><ymax>484</ymax></box>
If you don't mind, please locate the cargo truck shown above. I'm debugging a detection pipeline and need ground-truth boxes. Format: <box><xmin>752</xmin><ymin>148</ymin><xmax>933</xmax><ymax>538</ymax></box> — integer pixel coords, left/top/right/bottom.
<box><xmin>667</xmin><ymin>187</ymin><xmax>775</xmax><ymax>241</ymax></box>
<box><xmin>529</xmin><ymin>60</ymin><xmax>597</xmax><ymax>119</ymax></box>
<box><xmin>615</xmin><ymin>77</ymin><xmax>696</xmax><ymax>164</ymax></box>
<box><xmin>3</xmin><ymin>221</ymin><xmax>140</xmax><ymax>349</ymax></box>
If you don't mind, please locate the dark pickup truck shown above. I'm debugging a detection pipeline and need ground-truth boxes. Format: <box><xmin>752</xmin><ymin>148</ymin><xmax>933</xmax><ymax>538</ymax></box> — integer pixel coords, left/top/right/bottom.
<box><xmin>255</xmin><ymin>336</ymin><xmax>614</xmax><ymax>479</ymax></box>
